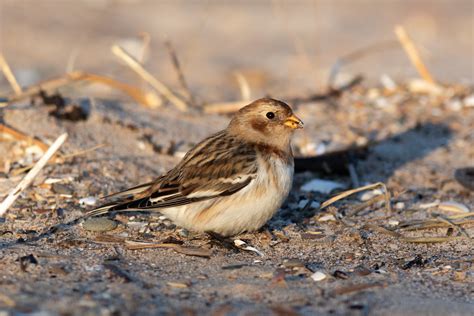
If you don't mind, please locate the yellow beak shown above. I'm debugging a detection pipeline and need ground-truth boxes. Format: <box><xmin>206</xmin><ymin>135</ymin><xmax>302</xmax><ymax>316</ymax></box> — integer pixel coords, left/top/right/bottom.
<box><xmin>284</xmin><ymin>114</ymin><xmax>304</xmax><ymax>129</ymax></box>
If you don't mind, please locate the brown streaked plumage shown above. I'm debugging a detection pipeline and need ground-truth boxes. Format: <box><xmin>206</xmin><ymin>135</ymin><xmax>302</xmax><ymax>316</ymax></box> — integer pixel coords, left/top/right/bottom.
<box><xmin>87</xmin><ymin>98</ymin><xmax>303</xmax><ymax>236</ymax></box>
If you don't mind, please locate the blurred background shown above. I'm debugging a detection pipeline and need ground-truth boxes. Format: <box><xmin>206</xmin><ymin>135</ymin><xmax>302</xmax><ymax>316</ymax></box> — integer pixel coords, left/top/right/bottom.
<box><xmin>0</xmin><ymin>0</ymin><xmax>472</xmax><ymax>102</ymax></box>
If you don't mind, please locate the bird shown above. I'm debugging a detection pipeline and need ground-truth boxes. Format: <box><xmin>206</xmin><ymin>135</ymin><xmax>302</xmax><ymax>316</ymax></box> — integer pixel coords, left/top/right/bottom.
<box><xmin>87</xmin><ymin>98</ymin><xmax>303</xmax><ymax>236</ymax></box>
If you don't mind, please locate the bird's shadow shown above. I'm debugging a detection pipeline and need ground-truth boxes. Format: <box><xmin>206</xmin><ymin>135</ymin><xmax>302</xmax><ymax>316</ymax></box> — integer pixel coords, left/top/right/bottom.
<box><xmin>270</xmin><ymin>122</ymin><xmax>453</xmax><ymax>228</ymax></box>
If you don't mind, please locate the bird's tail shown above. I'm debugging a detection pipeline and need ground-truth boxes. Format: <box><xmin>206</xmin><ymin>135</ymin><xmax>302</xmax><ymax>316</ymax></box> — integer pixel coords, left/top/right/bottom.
<box><xmin>85</xmin><ymin>201</ymin><xmax>121</xmax><ymax>217</ymax></box>
<box><xmin>85</xmin><ymin>196</ymin><xmax>154</xmax><ymax>217</ymax></box>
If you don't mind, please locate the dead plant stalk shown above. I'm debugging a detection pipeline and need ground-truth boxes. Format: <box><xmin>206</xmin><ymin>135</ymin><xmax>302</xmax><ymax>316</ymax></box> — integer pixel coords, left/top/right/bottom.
<box><xmin>395</xmin><ymin>25</ymin><xmax>436</xmax><ymax>84</ymax></box>
<box><xmin>111</xmin><ymin>45</ymin><xmax>188</xmax><ymax>112</ymax></box>
<box><xmin>0</xmin><ymin>133</ymin><xmax>68</xmax><ymax>216</ymax></box>
<box><xmin>0</xmin><ymin>53</ymin><xmax>22</xmax><ymax>95</ymax></box>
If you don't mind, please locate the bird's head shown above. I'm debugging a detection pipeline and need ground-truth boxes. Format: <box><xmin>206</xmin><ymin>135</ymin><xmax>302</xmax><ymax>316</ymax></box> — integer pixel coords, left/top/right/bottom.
<box><xmin>228</xmin><ymin>98</ymin><xmax>303</xmax><ymax>150</ymax></box>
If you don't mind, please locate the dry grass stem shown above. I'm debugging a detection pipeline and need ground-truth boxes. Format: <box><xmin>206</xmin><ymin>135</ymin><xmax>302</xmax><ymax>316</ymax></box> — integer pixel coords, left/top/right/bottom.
<box><xmin>139</xmin><ymin>32</ymin><xmax>151</xmax><ymax>64</ymax></box>
<box><xmin>347</xmin><ymin>194</ymin><xmax>386</xmax><ymax>217</ymax></box>
<box><xmin>400</xmin><ymin>236</ymin><xmax>463</xmax><ymax>243</ymax></box>
<box><xmin>435</xmin><ymin>215</ymin><xmax>470</xmax><ymax>238</ymax></box>
<box><xmin>448</xmin><ymin>212</ymin><xmax>474</xmax><ymax>220</ymax></box>
<box><xmin>112</xmin><ymin>45</ymin><xmax>188</xmax><ymax>111</ymax></box>
<box><xmin>3</xmin><ymin>71</ymin><xmax>160</xmax><ymax>108</ymax></box>
<box><xmin>4</xmin><ymin>73</ymin><xmax>75</xmax><ymax>105</ymax></box>
<box><xmin>65</xmin><ymin>46</ymin><xmax>80</xmax><ymax>73</ymax></box>
<box><xmin>395</xmin><ymin>25</ymin><xmax>436</xmax><ymax>84</ymax></box>
<box><xmin>0</xmin><ymin>124</ymin><xmax>50</xmax><ymax>152</ymax></box>
<box><xmin>0</xmin><ymin>133</ymin><xmax>68</xmax><ymax>216</ymax></box>
<box><xmin>164</xmin><ymin>40</ymin><xmax>196</xmax><ymax>107</ymax></box>
<box><xmin>60</xmin><ymin>143</ymin><xmax>106</xmax><ymax>160</ymax></box>
<box><xmin>362</xmin><ymin>224</ymin><xmax>402</xmax><ymax>237</ymax></box>
<box><xmin>11</xmin><ymin>143</ymin><xmax>106</xmax><ymax>176</ymax></box>
<box><xmin>0</xmin><ymin>53</ymin><xmax>22</xmax><ymax>95</ymax></box>
<box><xmin>399</xmin><ymin>219</ymin><xmax>474</xmax><ymax>231</ymax></box>
<box><xmin>0</xmin><ymin>292</ymin><xmax>15</xmax><ymax>307</ymax></box>
<box><xmin>234</xmin><ymin>72</ymin><xmax>251</xmax><ymax>101</ymax></box>
<box><xmin>320</xmin><ymin>182</ymin><xmax>391</xmax><ymax>212</ymax></box>
<box><xmin>203</xmin><ymin>100</ymin><xmax>249</xmax><ymax>114</ymax></box>
<box><xmin>73</xmin><ymin>72</ymin><xmax>161</xmax><ymax>108</ymax></box>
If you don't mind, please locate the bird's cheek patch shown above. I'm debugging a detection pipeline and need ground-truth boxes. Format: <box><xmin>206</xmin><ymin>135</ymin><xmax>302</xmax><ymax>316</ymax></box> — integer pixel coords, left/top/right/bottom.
<box><xmin>250</xmin><ymin>119</ymin><xmax>268</xmax><ymax>134</ymax></box>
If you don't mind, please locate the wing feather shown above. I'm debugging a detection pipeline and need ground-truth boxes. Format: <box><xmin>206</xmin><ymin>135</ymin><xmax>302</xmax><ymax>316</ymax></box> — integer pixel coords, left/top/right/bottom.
<box><xmin>87</xmin><ymin>131</ymin><xmax>257</xmax><ymax>217</ymax></box>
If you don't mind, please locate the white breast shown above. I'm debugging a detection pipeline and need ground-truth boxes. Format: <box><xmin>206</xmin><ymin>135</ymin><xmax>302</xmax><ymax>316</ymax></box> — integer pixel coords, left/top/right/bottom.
<box><xmin>160</xmin><ymin>156</ymin><xmax>294</xmax><ymax>236</ymax></box>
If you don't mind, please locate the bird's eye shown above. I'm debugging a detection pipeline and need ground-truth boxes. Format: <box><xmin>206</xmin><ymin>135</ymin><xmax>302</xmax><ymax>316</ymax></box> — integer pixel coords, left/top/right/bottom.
<box><xmin>266</xmin><ymin>112</ymin><xmax>275</xmax><ymax>119</ymax></box>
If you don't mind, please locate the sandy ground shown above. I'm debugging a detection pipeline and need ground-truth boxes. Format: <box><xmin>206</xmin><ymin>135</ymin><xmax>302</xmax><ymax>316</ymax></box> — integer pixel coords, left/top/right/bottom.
<box><xmin>0</xmin><ymin>1</ymin><xmax>473</xmax><ymax>315</ymax></box>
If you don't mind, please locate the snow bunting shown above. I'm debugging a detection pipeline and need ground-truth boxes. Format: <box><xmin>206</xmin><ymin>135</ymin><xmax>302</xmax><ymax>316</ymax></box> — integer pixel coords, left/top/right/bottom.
<box><xmin>88</xmin><ymin>98</ymin><xmax>303</xmax><ymax>236</ymax></box>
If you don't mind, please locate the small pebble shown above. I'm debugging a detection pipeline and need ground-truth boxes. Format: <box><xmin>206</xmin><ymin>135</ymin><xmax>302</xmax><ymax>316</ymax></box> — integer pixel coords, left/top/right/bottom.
<box><xmin>282</xmin><ymin>259</ymin><xmax>305</xmax><ymax>268</ymax></box>
<box><xmin>388</xmin><ymin>220</ymin><xmax>399</xmax><ymax>227</ymax></box>
<box><xmin>79</xmin><ymin>196</ymin><xmax>97</xmax><ymax>206</ymax></box>
<box><xmin>318</xmin><ymin>214</ymin><xmax>336</xmax><ymax>222</ymax></box>
<box><xmin>178</xmin><ymin>228</ymin><xmax>189</xmax><ymax>237</ymax></box>
<box><xmin>127</xmin><ymin>221</ymin><xmax>148</xmax><ymax>230</ymax></box>
<box><xmin>359</xmin><ymin>189</ymin><xmax>383</xmax><ymax>201</ymax></box>
<box><xmin>446</xmin><ymin>99</ymin><xmax>463</xmax><ymax>111</ymax></box>
<box><xmin>333</xmin><ymin>270</ymin><xmax>349</xmax><ymax>279</ymax></box>
<box><xmin>234</xmin><ymin>239</ymin><xmax>265</xmax><ymax>257</ymax></box>
<box><xmin>300</xmin><ymin>179</ymin><xmax>345</xmax><ymax>194</ymax></box>
<box><xmin>463</xmin><ymin>94</ymin><xmax>474</xmax><ymax>107</ymax></box>
<box><xmin>394</xmin><ymin>202</ymin><xmax>405</xmax><ymax>210</ymax></box>
<box><xmin>52</xmin><ymin>183</ymin><xmax>73</xmax><ymax>195</ymax></box>
<box><xmin>82</xmin><ymin>217</ymin><xmax>118</xmax><ymax>232</ymax></box>
<box><xmin>56</xmin><ymin>208</ymin><xmax>65</xmax><ymax>218</ymax></box>
<box><xmin>44</xmin><ymin>178</ymin><xmax>64</xmax><ymax>184</ymax></box>
<box><xmin>310</xmin><ymin>271</ymin><xmax>327</xmax><ymax>282</ymax></box>
<box><xmin>297</xmin><ymin>199</ymin><xmax>320</xmax><ymax>209</ymax></box>
<box><xmin>353</xmin><ymin>266</ymin><xmax>372</xmax><ymax>276</ymax></box>
<box><xmin>453</xmin><ymin>271</ymin><xmax>467</xmax><ymax>282</ymax></box>
<box><xmin>380</xmin><ymin>74</ymin><xmax>397</xmax><ymax>90</ymax></box>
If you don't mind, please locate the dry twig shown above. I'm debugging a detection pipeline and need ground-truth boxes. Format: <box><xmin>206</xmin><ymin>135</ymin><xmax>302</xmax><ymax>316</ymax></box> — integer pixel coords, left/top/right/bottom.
<box><xmin>398</xmin><ymin>218</ymin><xmax>474</xmax><ymax>231</ymax></box>
<box><xmin>0</xmin><ymin>53</ymin><xmax>22</xmax><ymax>95</ymax></box>
<box><xmin>361</xmin><ymin>224</ymin><xmax>402</xmax><ymax>237</ymax></box>
<box><xmin>3</xmin><ymin>71</ymin><xmax>160</xmax><ymax>108</ymax></box>
<box><xmin>164</xmin><ymin>40</ymin><xmax>196</xmax><ymax>107</ymax></box>
<box><xmin>139</xmin><ymin>32</ymin><xmax>151</xmax><ymax>64</ymax></box>
<box><xmin>11</xmin><ymin>143</ymin><xmax>106</xmax><ymax>176</ymax></box>
<box><xmin>0</xmin><ymin>124</ymin><xmax>50</xmax><ymax>152</ymax></box>
<box><xmin>435</xmin><ymin>215</ymin><xmax>470</xmax><ymax>238</ymax></box>
<box><xmin>320</xmin><ymin>182</ymin><xmax>391</xmax><ymax>212</ymax></box>
<box><xmin>112</xmin><ymin>45</ymin><xmax>188</xmax><ymax>111</ymax></box>
<box><xmin>0</xmin><ymin>133</ymin><xmax>68</xmax><ymax>216</ymax></box>
<box><xmin>234</xmin><ymin>72</ymin><xmax>251</xmax><ymax>101</ymax></box>
<box><xmin>394</xmin><ymin>25</ymin><xmax>436</xmax><ymax>84</ymax></box>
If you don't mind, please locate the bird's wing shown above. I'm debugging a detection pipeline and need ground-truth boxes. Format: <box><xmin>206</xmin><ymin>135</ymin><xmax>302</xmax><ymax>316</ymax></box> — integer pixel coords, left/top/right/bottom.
<box><xmin>87</xmin><ymin>131</ymin><xmax>258</xmax><ymax>217</ymax></box>
<box><xmin>99</xmin><ymin>180</ymin><xmax>156</xmax><ymax>199</ymax></box>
